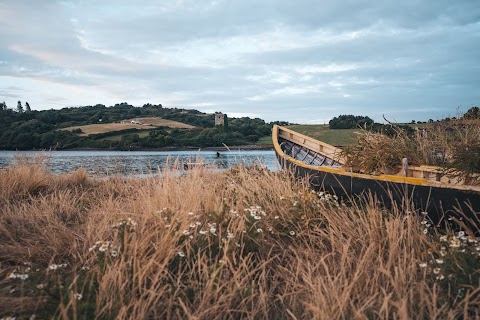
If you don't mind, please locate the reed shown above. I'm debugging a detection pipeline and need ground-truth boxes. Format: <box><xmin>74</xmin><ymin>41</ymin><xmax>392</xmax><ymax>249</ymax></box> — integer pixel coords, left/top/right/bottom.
<box><xmin>0</xmin><ymin>160</ymin><xmax>478</xmax><ymax>319</ymax></box>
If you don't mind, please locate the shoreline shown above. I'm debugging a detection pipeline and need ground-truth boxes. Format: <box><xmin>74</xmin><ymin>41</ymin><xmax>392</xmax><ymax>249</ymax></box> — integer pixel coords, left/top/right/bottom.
<box><xmin>1</xmin><ymin>145</ymin><xmax>274</xmax><ymax>152</ymax></box>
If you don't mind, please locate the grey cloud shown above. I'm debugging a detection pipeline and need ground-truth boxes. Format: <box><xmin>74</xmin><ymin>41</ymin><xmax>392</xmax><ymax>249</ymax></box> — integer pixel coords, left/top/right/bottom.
<box><xmin>0</xmin><ymin>0</ymin><xmax>479</xmax><ymax>123</ymax></box>
<box><xmin>0</xmin><ymin>87</ymin><xmax>24</xmax><ymax>99</ymax></box>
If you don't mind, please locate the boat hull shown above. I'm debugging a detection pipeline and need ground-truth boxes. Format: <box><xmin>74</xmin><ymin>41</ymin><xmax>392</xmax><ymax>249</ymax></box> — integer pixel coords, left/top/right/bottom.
<box><xmin>276</xmin><ymin>153</ymin><xmax>480</xmax><ymax>230</ymax></box>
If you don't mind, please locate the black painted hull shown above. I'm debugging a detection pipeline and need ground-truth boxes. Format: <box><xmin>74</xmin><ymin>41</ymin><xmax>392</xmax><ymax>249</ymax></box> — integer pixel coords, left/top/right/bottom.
<box><xmin>276</xmin><ymin>153</ymin><xmax>480</xmax><ymax>230</ymax></box>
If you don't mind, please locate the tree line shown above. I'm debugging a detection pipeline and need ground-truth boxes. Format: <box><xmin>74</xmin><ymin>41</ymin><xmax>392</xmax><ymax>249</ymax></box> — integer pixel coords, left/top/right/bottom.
<box><xmin>0</xmin><ymin>101</ymin><xmax>288</xmax><ymax>150</ymax></box>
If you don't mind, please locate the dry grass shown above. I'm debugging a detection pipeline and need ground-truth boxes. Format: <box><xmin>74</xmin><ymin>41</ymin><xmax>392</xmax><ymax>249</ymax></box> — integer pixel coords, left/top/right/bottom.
<box><xmin>342</xmin><ymin>119</ymin><xmax>480</xmax><ymax>181</ymax></box>
<box><xmin>342</xmin><ymin>129</ymin><xmax>422</xmax><ymax>174</ymax></box>
<box><xmin>129</xmin><ymin>117</ymin><xmax>196</xmax><ymax>129</ymax></box>
<box><xmin>0</xmin><ymin>160</ymin><xmax>479</xmax><ymax>319</ymax></box>
<box><xmin>63</xmin><ymin>117</ymin><xmax>194</xmax><ymax>136</ymax></box>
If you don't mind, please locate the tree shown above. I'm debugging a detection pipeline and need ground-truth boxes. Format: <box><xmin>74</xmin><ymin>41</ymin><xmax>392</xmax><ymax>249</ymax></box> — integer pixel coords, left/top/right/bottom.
<box><xmin>329</xmin><ymin>115</ymin><xmax>374</xmax><ymax>129</ymax></box>
<box><xmin>25</xmin><ymin>102</ymin><xmax>31</xmax><ymax>112</ymax></box>
<box><xmin>16</xmin><ymin>101</ymin><xmax>24</xmax><ymax>113</ymax></box>
<box><xmin>0</xmin><ymin>101</ymin><xmax>6</xmax><ymax>110</ymax></box>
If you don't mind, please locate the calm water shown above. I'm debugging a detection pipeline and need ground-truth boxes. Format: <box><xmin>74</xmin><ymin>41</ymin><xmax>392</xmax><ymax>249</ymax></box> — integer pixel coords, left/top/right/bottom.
<box><xmin>0</xmin><ymin>150</ymin><xmax>278</xmax><ymax>176</ymax></box>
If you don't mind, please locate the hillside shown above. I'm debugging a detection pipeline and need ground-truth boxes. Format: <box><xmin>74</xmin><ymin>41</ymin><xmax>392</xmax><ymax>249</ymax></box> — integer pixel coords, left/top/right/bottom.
<box><xmin>0</xmin><ymin>102</ymin><xmax>281</xmax><ymax>150</ymax></box>
<box><xmin>63</xmin><ymin>117</ymin><xmax>195</xmax><ymax>136</ymax></box>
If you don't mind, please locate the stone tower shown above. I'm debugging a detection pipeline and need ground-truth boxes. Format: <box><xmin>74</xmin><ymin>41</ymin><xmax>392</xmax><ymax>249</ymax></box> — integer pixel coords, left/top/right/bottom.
<box><xmin>215</xmin><ymin>112</ymin><xmax>225</xmax><ymax>126</ymax></box>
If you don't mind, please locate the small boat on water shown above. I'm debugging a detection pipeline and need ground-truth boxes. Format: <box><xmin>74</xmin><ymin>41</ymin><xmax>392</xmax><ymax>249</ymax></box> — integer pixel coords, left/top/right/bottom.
<box><xmin>272</xmin><ymin>125</ymin><xmax>480</xmax><ymax>229</ymax></box>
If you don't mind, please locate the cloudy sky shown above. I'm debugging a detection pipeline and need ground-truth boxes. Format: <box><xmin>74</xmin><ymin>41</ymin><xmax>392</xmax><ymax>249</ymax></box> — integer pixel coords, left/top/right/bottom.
<box><xmin>0</xmin><ymin>0</ymin><xmax>479</xmax><ymax>123</ymax></box>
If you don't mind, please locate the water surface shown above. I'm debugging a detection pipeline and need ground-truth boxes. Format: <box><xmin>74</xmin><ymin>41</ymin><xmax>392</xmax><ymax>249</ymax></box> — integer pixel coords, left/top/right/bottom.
<box><xmin>0</xmin><ymin>150</ymin><xmax>278</xmax><ymax>176</ymax></box>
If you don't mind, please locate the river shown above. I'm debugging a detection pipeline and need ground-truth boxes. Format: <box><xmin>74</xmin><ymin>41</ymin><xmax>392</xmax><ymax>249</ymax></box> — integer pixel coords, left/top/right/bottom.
<box><xmin>0</xmin><ymin>150</ymin><xmax>278</xmax><ymax>176</ymax></box>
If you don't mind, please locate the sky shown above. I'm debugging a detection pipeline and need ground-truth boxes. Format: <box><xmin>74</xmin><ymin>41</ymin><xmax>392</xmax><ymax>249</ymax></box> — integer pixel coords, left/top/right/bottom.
<box><xmin>0</xmin><ymin>0</ymin><xmax>479</xmax><ymax>124</ymax></box>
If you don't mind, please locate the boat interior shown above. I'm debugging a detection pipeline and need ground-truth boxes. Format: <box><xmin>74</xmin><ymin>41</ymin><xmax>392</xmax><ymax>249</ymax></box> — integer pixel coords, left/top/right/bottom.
<box><xmin>279</xmin><ymin>138</ymin><xmax>342</xmax><ymax>167</ymax></box>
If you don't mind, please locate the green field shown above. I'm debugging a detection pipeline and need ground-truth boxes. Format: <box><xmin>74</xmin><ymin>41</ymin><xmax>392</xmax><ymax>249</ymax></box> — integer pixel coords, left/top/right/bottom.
<box><xmin>256</xmin><ymin>123</ymin><xmax>436</xmax><ymax>148</ymax></box>
<box><xmin>287</xmin><ymin>125</ymin><xmax>358</xmax><ymax>146</ymax></box>
<box><xmin>256</xmin><ymin>136</ymin><xmax>273</xmax><ymax>146</ymax></box>
<box><xmin>256</xmin><ymin>125</ymin><xmax>357</xmax><ymax>147</ymax></box>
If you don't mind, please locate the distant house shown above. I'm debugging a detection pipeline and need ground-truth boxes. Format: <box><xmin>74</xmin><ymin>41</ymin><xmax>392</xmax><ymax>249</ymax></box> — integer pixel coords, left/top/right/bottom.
<box><xmin>130</xmin><ymin>120</ymin><xmax>143</xmax><ymax>125</ymax></box>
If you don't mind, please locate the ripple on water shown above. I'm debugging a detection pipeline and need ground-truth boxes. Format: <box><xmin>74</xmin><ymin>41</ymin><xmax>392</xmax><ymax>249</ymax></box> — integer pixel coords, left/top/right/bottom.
<box><xmin>0</xmin><ymin>150</ymin><xmax>278</xmax><ymax>175</ymax></box>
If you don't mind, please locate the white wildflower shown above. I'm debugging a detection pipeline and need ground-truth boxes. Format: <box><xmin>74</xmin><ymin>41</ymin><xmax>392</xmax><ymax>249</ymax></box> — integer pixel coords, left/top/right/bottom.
<box><xmin>450</xmin><ymin>239</ymin><xmax>461</xmax><ymax>249</ymax></box>
<box><xmin>17</xmin><ymin>274</ymin><xmax>28</xmax><ymax>280</ymax></box>
<box><xmin>112</xmin><ymin>217</ymin><xmax>137</xmax><ymax>231</ymax></box>
<box><xmin>467</xmin><ymin>236</ymin><xmax>477</xmax><ymax>243</ymax></box>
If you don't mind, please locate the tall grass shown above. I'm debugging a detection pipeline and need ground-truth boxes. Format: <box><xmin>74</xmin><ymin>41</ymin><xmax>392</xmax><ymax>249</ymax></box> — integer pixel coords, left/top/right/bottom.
<box><xmin>342</xmin><ymin>119</ymin><xmax>480</xmax><ymax>184</ymax></box>
<box><xmin>0</xmin><ymin>160</ymin><xmax>479</xmax><ymax>319</ymax></box>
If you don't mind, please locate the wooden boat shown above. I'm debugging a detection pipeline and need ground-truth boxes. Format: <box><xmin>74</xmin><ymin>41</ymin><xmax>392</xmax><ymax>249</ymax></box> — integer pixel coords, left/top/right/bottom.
<box><xmin>272</xmin><ymin>125</ymin><xmax>480</xmax><ymax>229</ymax></box>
